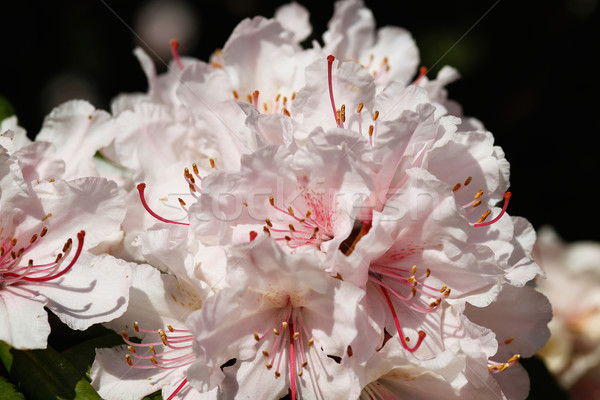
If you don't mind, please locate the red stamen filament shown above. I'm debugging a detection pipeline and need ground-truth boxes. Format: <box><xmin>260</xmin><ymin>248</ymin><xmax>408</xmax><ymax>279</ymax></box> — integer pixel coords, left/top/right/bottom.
<box><xmin>137</xmin><ymin>183</ymin><xmax>189</xmax><ymax>226</ymax></box>
<box><xmin>380</xmin><ymin>287</ymin><xmax>426</xmax><ymax>352</ymax></box>
<box><xmin>474</xmin><ymin>192</ymin><xmax>511</xmax><ymax>228</ymax></box>
<box><xmin>327</xmin><ymin>55</ymin><xmax>343</xmax><ymax>128</ymax></box>
<box><xmin>412</xmin><ymin>66</ymin><xmax>428</xmax><ymax>85</ymax></box>
<box><xmin>166</xmin><ymin>378</ymin><xmax>188</xmax><ymax>400</ymax></box>
<box><xmin>1</xmin><ymin>231</ymin><xmax>85</xmax><ymax>283</ymax></box>
<box><xmin>170</xmin><ymin>39</ymin><xmax>184</xmax><ymax>70</ymax></box>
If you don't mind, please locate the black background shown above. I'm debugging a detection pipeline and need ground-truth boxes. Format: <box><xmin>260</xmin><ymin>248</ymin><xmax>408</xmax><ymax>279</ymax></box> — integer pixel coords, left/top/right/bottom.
<box><xmin>3</xmin><ymin>1</ymin><xmax>597</xmax><ymax>397</ymax></box>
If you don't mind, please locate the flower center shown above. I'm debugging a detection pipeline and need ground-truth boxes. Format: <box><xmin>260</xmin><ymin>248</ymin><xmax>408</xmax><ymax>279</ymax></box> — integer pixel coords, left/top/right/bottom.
<box><xmin>263</xmin><ymin>193</ymin><xmax>334</xmax><ymax>250</ymax></box>
<box><xmin>368</xmin><ymin>263</ymin><xmax>451</xmax><ymax>353</ymax></box>
<box><xmin>232</xmin><ymin>89</ymin><xmax>295</xmax><ymax>116</ymax></box>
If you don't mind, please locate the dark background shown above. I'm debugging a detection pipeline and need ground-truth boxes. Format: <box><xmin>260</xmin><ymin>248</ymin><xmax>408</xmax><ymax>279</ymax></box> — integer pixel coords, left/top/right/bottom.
<box><xmin>2</xmin><ymin>1</ymin><xmax>597</xmax><ymax>397</ymax></box>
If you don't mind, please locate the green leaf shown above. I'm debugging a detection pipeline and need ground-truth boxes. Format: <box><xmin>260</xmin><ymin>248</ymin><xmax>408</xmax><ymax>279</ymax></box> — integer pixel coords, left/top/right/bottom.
<box><xmin>0</xmin><ymin>95</ymin><xmax>15</xmax><ymax>121</ymax></box>
<box><xmin>141</xmin><ymin>391</ymin><xmax>163</xmax><ymax>400</ymax></box>
<box><xmin>73</xmin><ymin>378</ymin><xmax>102</xmax><ymax>400</ymax></box>
<box><xmin>0</xmin><ymin>341</ymin><xmax>13</xmax><ymax>373</ymax></box>
<box><xmin>8</xmin><ymin>346</ymin><xmax>87</xmax><ymax>400</ymax></box>
<box><xmin>0</xmin><ymin>375</ymin><xmax>25</xmax><ymax>400</ymax></box>
<box><xmin>61</xmin><ymin>333</ymin><xmax>124</xmax><ymax>374</ymax></box>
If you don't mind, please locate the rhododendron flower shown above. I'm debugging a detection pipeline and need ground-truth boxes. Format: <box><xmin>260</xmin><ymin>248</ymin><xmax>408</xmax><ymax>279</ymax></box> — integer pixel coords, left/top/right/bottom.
<box><xmin>0</xmin><ymin>146</ymin><xmax>131</xmax><ymax>349</ymax></box>
<box><xmin>534</xmin><ymin>227</ymin><xmax>600</xmax><ymax>393</ymax></box>
<box><xmin>187</xmin><ymin>236</ymin><xmax>367</xmax><ymax>399</ymax></box>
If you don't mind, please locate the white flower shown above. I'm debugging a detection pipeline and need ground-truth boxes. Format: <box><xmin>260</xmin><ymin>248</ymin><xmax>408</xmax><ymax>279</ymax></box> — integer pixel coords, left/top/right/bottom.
<box><xmin>534</xmin><ymin>227</ymin><xmax>600</xmax><ymax>391</ymax></box>
<box><xmin>0</xmin><ymin>148</ymin><xmax>131</xmax><ymax>349</ymax></box>
<box><xmin>186</xmin><ymin>236</ymin><xmax>367</xmax><ymax>399</ymax></box>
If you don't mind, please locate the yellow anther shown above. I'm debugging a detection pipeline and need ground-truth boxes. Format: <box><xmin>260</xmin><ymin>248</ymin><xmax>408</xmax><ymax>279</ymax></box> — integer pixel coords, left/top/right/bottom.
<box><xmin>439</xmin><ymin>285</ymin><xmax>447</xmax><ymax>293</ymax></box>
<box><xmin>127</xmin><ymin>346</ymin><xmax>136</xmax><ymax>354</ymax></box>
<box><xmin>287</xmin><ymin>206</ymin><xmax>295</xmax><ymax>216</ymax></box>
<box><xmin>474</xmin><ymin>190</ymin><xmax>483</xmax><ymax>199</ymax></box>
<box><xmin>192</xmin><ymin>163</ymin><xmax>199</xmax><ymax>175</ymax></box>
<box><xmin>288</xmin><ymin>224</ymin><xmax>296</xmax><ymax>232</ymax></box>
<box><xmin>209</xmin><ymin>158</ymin><xmax>216</xmax><ymax>169</ymax></box>
<box><xmin>262</xmin><ymin>350</ymin><xmax>269</xmax><ymax>357</ymax></box>
<box><xmin>308</xmin><ymin>338</ymin><xmax>314</xmax><ymax>346</ymax></box>
<box><xmin>281</xmin><ymin>322</ymin><xmax>288</xmax><ymax>330</ymax></box>
<box><xmin>158</xmin><ymin>329</ymin><xmax>168</xmax><ymax>345</ymax></box>
<box><xmin>254</xmin><ymin>332</ymin><xmax>260</xmax><ymax>341</ymax></box>
<box><xmin>357</xmin><ymin>102</ymin><xmax>364</xmax><ymax>113</ymax></box>
<box><xmin>150</xmin><ymin>356</ymin><xmax>158</xmax><ymax>365</ymax></box>
<box><xmin>273</xmin><ymin>328</ymin><xmax>280</xmax><ymax>336</ymax></box>
<box><xmin>269</xmin><ymin>196</ymin><xmax>275</xmax><ymax>206</ymax></box>
<box><xmin>265</xmin><ymin>218</ymin><xmax>273</xmax><ymax>227</ymax></box>
<box><xmin>411</xmin><ymin>265</ymin><xmax>417</xmax><ymax>274</ymax></box>
<box><xmin>125</xmin><ymin>354</ymin><xmax>133</xmax><ymax>366</ymax></box>
<box><xmin>121</xmin><ymin>330</ymin><xmax>129</xmax><ymax>341</ymax></box>
<box><xmin>477</xmin><ymin>210</ymin><xmax>491</xmax><ymax>223</ymax></box>
<box><xmin>167</xmin><ymin>325</ymin><xmax>174</xmax><ymax>332</ymax></box>
<box><xmin>293</xmin><ymin>332</ymin><xmax>300</xmax><ymax>339</ymax></box>
<box><xmin>372</xmin><ymin>110</ymin><xmax>379</xmax><ymax>121</ymax></box>
<box><xmin>266</xmin><ymin>363</ymin><xmax>272</xmax><ymax>369</ymax></box>
<box><xmin>306</xmin><ymin>210</ymin><xmax>312</xmax><ymax>219</ymax></box>
<box><xmin>472</xmin><ymin>200</ymin><xmax>482</xmax><ymax>208</ymax></box>
<box><xmin>341</xmin><ymin>104</ymin><xmax>346</xmax><ymax>122</ymax></box>
<box><xmin>368</xmin><ymin>125</ymin><xmax>374</xmax><ymax>136</ymax></box>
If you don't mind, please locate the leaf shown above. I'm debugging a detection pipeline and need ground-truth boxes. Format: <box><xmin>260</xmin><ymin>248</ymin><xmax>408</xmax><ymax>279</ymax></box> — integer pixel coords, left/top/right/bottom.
<box><xmin>0</xmin><ymin>95</ymin><xmax>15</xmax><ymax>122</ymax></box>
<box><xmin>61</xmin><ymin>333</ymin><xmax>124</xmax><ymax>374</ymax></box>
<box><xmin>73</xmin><ymin>378</ymin><xmax>102</xmax><ymax>400</ymax></box>
<box><xmin>0</xmin><ymin>341</ymin><xmax>13</xmax><ymax>373</ymax></box>
<box><xmin>8</xmin><ymin>346</ymin><xmax>89</xmax><ymax>400</ymax></box>
<box><xmin>0</xmin><ymin>375</ymin><xmax>25</xmax><ymax>400</ymax></box>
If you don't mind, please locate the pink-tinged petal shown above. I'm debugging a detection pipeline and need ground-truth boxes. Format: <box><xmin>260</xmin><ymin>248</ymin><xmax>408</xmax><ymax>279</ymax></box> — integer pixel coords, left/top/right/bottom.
<box><xmin>35</xmin><ymin>253</ymin><xmax>132</xmax><ymax>331</ymax></box>
<box><xmin>274</xmin><ymin>2</ymin><xmax>312</xmax><ymax>43</ymax></box>
<box><xmin>359</xmin><ymin>26</ymin><xmax>419</xmax><ymax>87</ymax></box>
<box><xmin>0</xmin><ymin>289</ymin><xmax>49</xmax><ymax>349</ymax></box>
<box><xmin>35</xmin><ymin>100</ymin><xmax>114</xmax><ymax>179</ymax></box>
<box><xmin>29</xmin><ymin>177</ymin><xmax>125</xmax><ymax>253</ymax></box>
<box><xmin>12</xmin><ymin>141</ymin><xmax>65</xmax><ymax>182</ymax></box>
<box><xmin>1</xmin><ymin>116</ymin><xmax>31</xmax><ymax>153</ymax></box>
<box><xmin>490</xmin><ymin>363</ymin><xmax>530</xmax><ymax>400</ymax></box>
<box><xmin>323</xmin><ymin>0</ymin><xmax>375</xmax><ymax>61</ymax></box>
<box><xmin>91</xmin><ymin>345</ymin><xmax>181</xmax><ymax>400</ymax></box>
<box><xmin>468</xmin><ymin>283</ymin><xmax>552</xmax><ymax>359</ymax></box>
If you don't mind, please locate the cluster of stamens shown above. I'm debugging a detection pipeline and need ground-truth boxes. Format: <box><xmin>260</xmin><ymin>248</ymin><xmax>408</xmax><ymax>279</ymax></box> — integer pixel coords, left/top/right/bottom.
<box><xmin>488</xmin><ymin>354</ymin><xmax>521</xmax><ymax>373</ymax></box>
<box><xmin>122</xmin><ymin>322</ymin><xmax>195</xmax><ymax>400</ymax></box>
<box><xmin>369</xmin><ymin>263</ymin><xmax>451</xmax><ymax>352</ymax></box>
<box><xmin>451</xmin><ymin>176</ymin><xmax>512</xmax><ymax>228</ymax></box>
<box><xmin>258</xmin><ymin>195</ymin><xmax>333</xmax><ymax>250</ymax></box>
<box><xmin>364</xmin><ymin>54</ymin><xmax>391</xmax><ymax>79</ymax></box>
<box><xmin>1</xmin><ymin>222</ymin><xmax>85</xmax><ymax>286</ymax></box>
<box><xmin>232</xmin><ymin>89</ymin><xmax>295</xmax><ymax>116</ymax></box>
<box><xmin>327</xmin><ymin>55</ymin><xmax>380</xmax><ymax>145</ymax></box>
<box><xmin>253</xmin><ymin>305</ymin><xmax>316</xmax><ymax>400</ymax></box>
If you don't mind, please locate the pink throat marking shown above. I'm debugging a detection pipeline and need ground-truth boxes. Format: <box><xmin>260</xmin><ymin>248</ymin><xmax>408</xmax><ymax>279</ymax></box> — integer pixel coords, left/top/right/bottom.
<box><xmin>474</xmin><ymin>192</ymin><xmax>511</xmax><ymax>228</ymax></box>
<box><xmin>170</xmin><ymin>39</ymin><xmax>184</xmax><ymax>70</ymax></box>
<box><xmin>137</xmin><ymin>183</ymin><xmax>190</xmax><ymax>226</ymax></box>
<box><xmin>1</xmin><ymin>229</ymin><xmax>85</xmax><ymax>284</ymax></box>
<box><xmin>327</xmin><ymin>55</ymin><xmax>343</xmax><ymax>129</ymax></box>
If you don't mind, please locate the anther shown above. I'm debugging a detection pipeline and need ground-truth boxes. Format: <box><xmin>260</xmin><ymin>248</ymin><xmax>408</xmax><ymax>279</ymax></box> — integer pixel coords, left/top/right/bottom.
<box><xmin>134</xmin><ymin>322</ymin><xmax>140</xmax><ymax>332</ymax></box>
<box><xmin>411</xmin><ymin>265</ymin><xmax>417</xmax><ymax>274</ymax></box>
<box><xmin>475</xmin><ymin>190</ymin><xmax>483</xmax><ymax>199</ymax></box>
<box><xmin>273</xmin><ymin>328</ymin><xmax>280</xmax><ymax>336</ymax></box>
<box><xmin>149</xmin><ymin>345</ymin><xmax>156</xmax><ymax>354</ymax></box>
<box><xmin>150</xmin><ymin>356</ymin><xmax>158</xmax><ymax>365</ymax></box>
<box><xmin>266</xmin><ymin>363</ymin><xmax>273</xmax><ymax>369</ymax></box>
<box><xmin>477</xmin><ymin>210</ymin><xmax>491</xmax><ymax>223</ymax></box>
<box><xmin>426</xmin><ymin>268</ymin><xmax>431</xmax><ymax>277</ymax></box>
<box><xmin>293</xmin><ymin>332</ymin><xmax>300</xmax><ymax>339</ymax></box>
<box><xmin>373</xmin><ymin>111</ymin><xmax>379</xmax><ymax>121</ymax></box>
<box><xmin>283</xmin><ymin>108</ymin><xmax>291</xmax><ymax>117</ymax></box>
<box><xmin>192</xmin><ymin>163</ymin><xmax>199</xmax><ymax>175</ymax></box>
<box><xmin>439</xmin><ymin>285</ymin><xmax>447</xmax><ymax>293</ymax></box>
<box><xmin>254</xmin><ymin>332</ymin><xmax>260</xmax><ymax>341</ymax></box>
<box><xmin>209</xmin><ymin>158</ymin><xmax>215</xmax><ymax>169</ymax></box>
<box><xmin>275</xmin><ymin>371</ymin><xmax>281</xmax><ymax>378</ymax></box>
<box><xmin>11</xmin><ymin>238</ymin><xmax>17</xmax><ymax>247</ymax></box>
<box><xmin>357</xmin><ymin>102</ymin><xmax>364</xmax><ymax>113</ymax></box>
<box><xmin>40</xmin><ymin>227</ymin><xmax>48</xmax><ymax>237</ymax></box>
<box><xmin>262</xmin><ymin>350</ymin><xmax>269</xmax><ymax>357</ymax></box>
<box><xmin>287</xmin><ymin>206</ymin><xmax>295</xmax><ymax>216</ymax></box>
<box><xmin>30</xmin><ymin>234</ymin><xmax>38</xmax><ymax>244</ymax></box>
<box><xmin>305</xmin><ymin>210</ymin><xmax>312</xmax><ymax>219</ymax></box>
<box><xmin>368</xmin><ymin>125</ymin><xmax>374</xmax><ymax>136</ymax></box>
<box><xmin>464</xmin><ymin>176</ymin><xmax>472</xmax><ymax>186</ymax></box>
<box><xmin>179</xmin><ymin>198</ymin><xmax>186</xmax><ymax>207</ymax></box>
<box><xmin>269</xmin><ymin>196</ymin><xmax>275</xmax><ymax>207</ymax></box>
<box><xmin>167</xmin><ymin>325</ymin><xmax>174</xmax><ymax>332</ymax></box>
<box><xmin>308</xmin><ymin>338</ymin><xmax>314</xmax><ymax>346</ymax></box>
<box><xmin>232</xmin><ymin>90</ymin><xmax>239</xmax><ymax>100</ymax></box>
<box><xmin>121</xmin><ymin>330</ymin><xmax>129</xmax><ymax>341</ymax></box>
<box><xmin>158</xmin><ymin>329</ymin><xmax>168</xmax><ymax>345</ymax></box>
<box><xmin>126</xmin><ymin>354</ymin><xmax>133</xmax><ymax>366</ymax></box>
<box><xmin>281</xmin><ymin>322</ymin><xmax>288</xmax><ymax>330</ymax></box>
<box><xmin>452</xmin><ymin>183</ymin><xmax>461</xmax><ymax>192</ymax></box>
<box><xmin>127</xmin><ymin>346</ymin><xmax>136</xmax><ymax>354</ymax></box>
<box><xmin>341</xmin><ymin>104</ymin><xmax>346</xmax><ymax>123</ymax></box>
<box><xmin>288</xmin><ymin>224</ymin><xmax>296</xmax><ymax>232</ymax></box>
<box><xmin>472</xmin><ymin>200</ymin><xmax>482</xmax><ymax>208</ymax></box>
<box><xmin>504</xmin><ymin>337</ymin><xmax>514</xmax><ymax>344</ymax></box>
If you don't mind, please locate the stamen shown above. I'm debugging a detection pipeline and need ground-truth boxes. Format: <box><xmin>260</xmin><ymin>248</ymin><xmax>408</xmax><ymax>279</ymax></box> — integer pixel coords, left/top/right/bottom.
<box><xmin>381</xmin><ymin>287</ymin><xmax>426</xmax><ymax>352</ymax></box>
<box><xmin>169</xmin><ymin>39</ymin><xmax>184</xmax><ymax>70</ymax></box>
<box><xmin>137</xmin><ymin>183</ymin><xmax>189</xmax><ymax>226</ymax></box>
<box><xmin>474</xmin><ymin>192</ymin><xmax>511</xmax><ymax>228</ymax></box>
<box><xmin>327</xmin><ymin>55</ymin><xmax>343</xmax><ymax>128</ymax></box>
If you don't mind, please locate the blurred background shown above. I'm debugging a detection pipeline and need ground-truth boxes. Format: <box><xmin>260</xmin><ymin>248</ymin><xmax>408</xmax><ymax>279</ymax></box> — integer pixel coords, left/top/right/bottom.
<box><xmin>2</xmin><ymin>0</ymin><xmax>599</xmax><ymax>398</ymax></box>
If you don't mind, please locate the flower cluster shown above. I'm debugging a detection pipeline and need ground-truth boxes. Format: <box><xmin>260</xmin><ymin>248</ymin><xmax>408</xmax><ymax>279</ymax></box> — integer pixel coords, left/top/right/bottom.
<box><xmin>1</xmin><ymin>1</ymin><xmax>551</xmax><ymax>399</ymax></box>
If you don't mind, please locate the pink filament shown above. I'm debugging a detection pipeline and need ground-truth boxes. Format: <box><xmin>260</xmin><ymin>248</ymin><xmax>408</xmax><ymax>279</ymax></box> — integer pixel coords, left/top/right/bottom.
<box><xmin>326</xmin><ymin>55</ymin><xmax>342</xmax><ymax>128</ymax></box>
<box><xmin>170</xmin><ymin>39</ymin><xmax>184</xmax><ymax>70</ymax></box>
<box><xmin>381</xmin><ymin>287</ymin><xmax>426</xmax><ymax>353</ymax></box>
<box><xmin>137</xmin><ymin>183</ymin><xmax>189</xmax><ymax>226</ymax></box>
<box><xmin>289</xmin><ymin>327</ymin><xmax>296</xmax><ymax>400</ymax></box>
<box><xmin>474</xmin><ymin>192</ymin><xmax>511</xmax><ymax>228</ymax></box>
<box><xmin>166</xmin><ymin>378</ymin><xmax>188</xmax><ymax>400</ymax></box>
